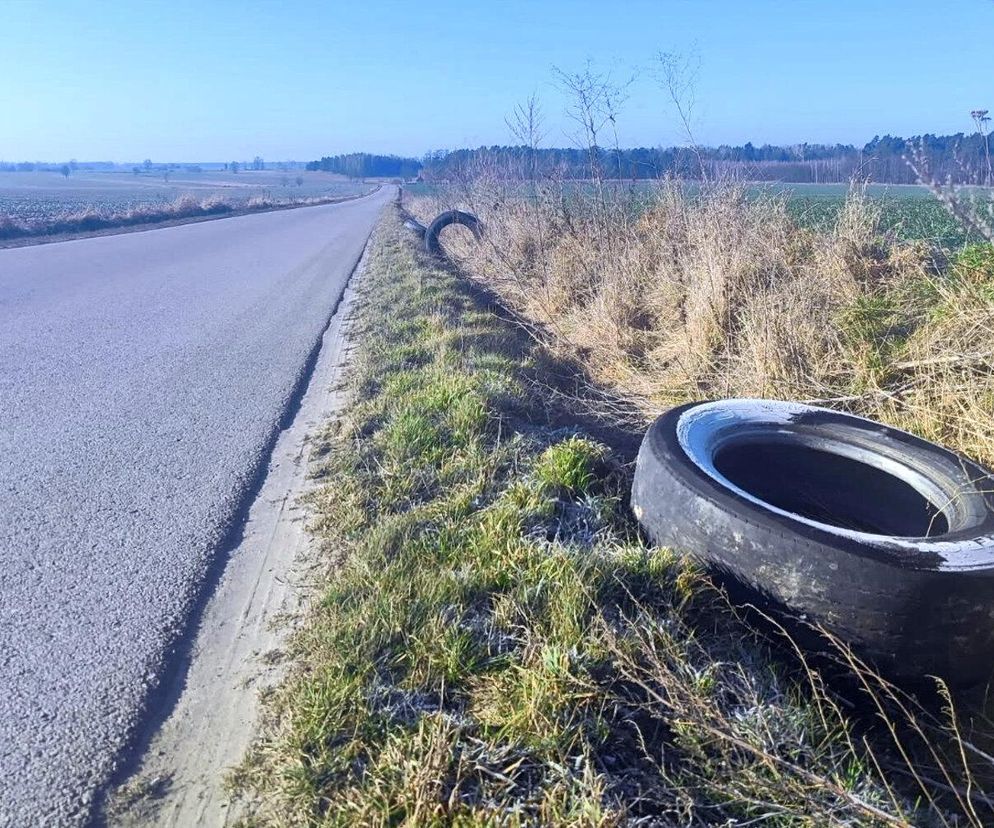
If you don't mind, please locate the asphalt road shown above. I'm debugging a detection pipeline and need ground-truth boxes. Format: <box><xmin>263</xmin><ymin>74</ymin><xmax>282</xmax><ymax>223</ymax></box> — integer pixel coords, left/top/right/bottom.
<box><xmin>0</xmin><ymin>187</ymin><xmax>393</xmax><ymax>826</ymax></box>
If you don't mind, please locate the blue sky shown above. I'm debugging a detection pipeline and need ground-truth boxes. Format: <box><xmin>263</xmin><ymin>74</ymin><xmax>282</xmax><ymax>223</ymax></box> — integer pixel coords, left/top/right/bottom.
<box><xmin>1</xmin><ymin>0</ymin><xmax>992</xmax><ymax>162</ymax></box>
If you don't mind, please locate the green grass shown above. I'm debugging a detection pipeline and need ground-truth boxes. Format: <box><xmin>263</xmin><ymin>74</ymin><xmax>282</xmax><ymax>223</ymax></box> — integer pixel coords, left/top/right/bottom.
<box><xmin>231</xmin><ymin>211</ymin><xmax>980</xmax><ymax>827</ymax></box>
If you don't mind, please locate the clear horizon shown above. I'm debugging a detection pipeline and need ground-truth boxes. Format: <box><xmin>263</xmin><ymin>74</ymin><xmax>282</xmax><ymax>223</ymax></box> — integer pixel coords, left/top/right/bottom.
<box><xmin>2</xmin><ymin>0</ymin><xmax>992</xmax><ymax>163</ymax></box>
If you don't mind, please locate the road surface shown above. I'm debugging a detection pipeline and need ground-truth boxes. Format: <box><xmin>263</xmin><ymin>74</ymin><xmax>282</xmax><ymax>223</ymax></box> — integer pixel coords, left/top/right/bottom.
<box><xmin>0</xmin><ymin>187</ymin><xmax>393</xmax><ymax>826</ymax></box>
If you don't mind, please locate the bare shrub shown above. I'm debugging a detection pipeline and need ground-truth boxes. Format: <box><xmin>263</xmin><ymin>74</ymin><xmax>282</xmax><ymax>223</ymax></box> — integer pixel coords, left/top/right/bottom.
<box><xmin>0</xmin><ymin>212</ymin><xmax>27</xmax><ymax>239</ymax></box>
<box><xmin>199</xmin><ymin>195</ymin><xmax>232</xmax><ymax>214</ymax></box>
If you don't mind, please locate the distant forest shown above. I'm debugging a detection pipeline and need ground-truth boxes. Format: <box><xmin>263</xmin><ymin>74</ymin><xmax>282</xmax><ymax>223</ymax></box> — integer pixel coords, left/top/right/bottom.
<box><xmin>303</xmin><ymin>132</ymin><xmax>991</xmax><ymax>185</ymax></box>
<box><xmin>305</xmin><ymin>153</ymin><xmax>422</xmax><ymax>179</ymax></box>
<box><xmin>417</xmin><ymin>132</ymin><xmax>993</xmax><ymax>185</ymax></box>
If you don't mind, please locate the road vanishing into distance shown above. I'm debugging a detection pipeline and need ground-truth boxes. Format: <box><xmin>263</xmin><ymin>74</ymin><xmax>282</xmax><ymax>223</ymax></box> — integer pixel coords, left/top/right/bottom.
<box><xmin>0</xmin><ymin>187</ymin><xmax>393</xmax><ymax>826</ymax></box>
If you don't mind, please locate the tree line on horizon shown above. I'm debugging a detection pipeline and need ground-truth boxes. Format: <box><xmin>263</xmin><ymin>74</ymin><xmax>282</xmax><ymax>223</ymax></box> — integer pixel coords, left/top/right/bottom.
<box><xmin>305</xmin><ymin>153</ymin><xmax>422</xmax><ymax>179</ymax></box>
<box><xmin>4</xmin><ymin>130</ymin><xmax>988</xmax><ymax>186</ymax></box>
<box><xmin>304</xmin><ymin>131</ymin><xmax>991</xmax><ymax>185</ymax></box>
<box><xmin>417</xmin><ymin>131</ymin><xmax>993</xmax><ymax>185</ymax></box>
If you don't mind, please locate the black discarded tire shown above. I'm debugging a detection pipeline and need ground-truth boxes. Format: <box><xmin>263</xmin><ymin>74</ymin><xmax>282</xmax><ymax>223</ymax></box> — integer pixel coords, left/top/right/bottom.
<box><xmin>631</xmin><ymin>399</ymin><xmax>994</xmax><ymax>685</ymax></box>
<box><xmin>424</xmin><ymin>210</ymin><xmax>483</xmax><ymax>256</ymax></box>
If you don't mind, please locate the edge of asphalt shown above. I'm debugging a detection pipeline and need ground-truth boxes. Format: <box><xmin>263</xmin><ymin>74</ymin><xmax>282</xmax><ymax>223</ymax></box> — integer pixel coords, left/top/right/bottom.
<box><xmin>95</xmin><ymin>225</ymin><xmax>377</xmax><ymax>826</ymax></box>
<box><xmin>0</xmin><ymin>185</ymin><xmax>384</xmax><ymax>250</ymax></box>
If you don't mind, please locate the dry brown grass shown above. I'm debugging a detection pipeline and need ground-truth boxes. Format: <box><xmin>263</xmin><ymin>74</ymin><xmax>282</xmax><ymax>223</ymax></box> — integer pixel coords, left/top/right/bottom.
<box><xmin>410</xmin><ymin>176</ymin><xmax>994</xmax><ymax>466</ymax></box>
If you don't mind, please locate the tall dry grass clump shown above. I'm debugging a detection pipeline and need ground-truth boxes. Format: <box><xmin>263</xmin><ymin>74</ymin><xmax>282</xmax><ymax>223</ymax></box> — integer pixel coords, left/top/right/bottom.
<box><xmin>879</xmin><ymin>243</ymin><xmax>994</xmax><ymax>462</ymax></box>
<box><xmin>411</xmin><ymin>175</ymin><xmax>994</xmax><ymax>466</ymax></box>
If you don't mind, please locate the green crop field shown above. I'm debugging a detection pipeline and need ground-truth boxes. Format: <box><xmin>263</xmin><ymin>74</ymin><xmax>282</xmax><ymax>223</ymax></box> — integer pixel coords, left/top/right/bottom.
<box><xmin>769</xmin><ymin>183</ymin><xmax>971</xmax><ymax>247</ymax></box>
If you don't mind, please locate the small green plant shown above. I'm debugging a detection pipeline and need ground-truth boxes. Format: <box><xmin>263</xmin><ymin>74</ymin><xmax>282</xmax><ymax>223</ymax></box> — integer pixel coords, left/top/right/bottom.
<box><xmin>952</xmin><ymin>242</ymin><xmax>994</xmax><ymax>282</ymax></box>
<box><xmin>533</xmin><ymin>437</ymin><xmax>608</xmax><ymax>498</ymax></box>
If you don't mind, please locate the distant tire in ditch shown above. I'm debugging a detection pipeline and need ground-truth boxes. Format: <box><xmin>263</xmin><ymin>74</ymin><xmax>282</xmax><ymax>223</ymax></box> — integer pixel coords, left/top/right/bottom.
<box><xmin>403</xmin><ymin>218</ymin><xmax>427</xmax><ymax>239</ymax></box>
<box><xmin>631</xmin><ymin>399</ymin><xmax>994</xmax><ymax>685</ymax></box>
<box><xmin>424</xmin><ymin>210</ymin><xmax>483</xmax><ymax>256</ymax></box>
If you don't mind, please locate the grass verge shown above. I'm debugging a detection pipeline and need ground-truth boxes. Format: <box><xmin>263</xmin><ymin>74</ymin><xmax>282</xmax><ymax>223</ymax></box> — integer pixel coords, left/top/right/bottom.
<box><xmin>231</xmin><ymin>210</ymin><xmax>987</xmax><ymax>826</ymax></box>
